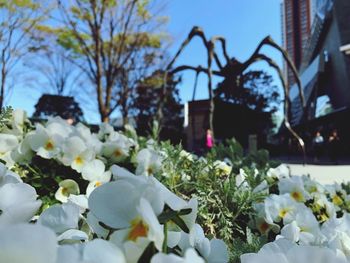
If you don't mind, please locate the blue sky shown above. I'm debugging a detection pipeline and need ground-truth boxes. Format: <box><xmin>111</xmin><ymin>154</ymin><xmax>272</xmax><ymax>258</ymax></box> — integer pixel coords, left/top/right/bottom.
<box><xmin>7</xmin><ymin>0</ymin><xmax>283</xmax><ymax>124</ymax></box>
<box><xmin>166</xmin><ymin>0</ymin><xmax>283</xmax><ymax>102</ymax></box>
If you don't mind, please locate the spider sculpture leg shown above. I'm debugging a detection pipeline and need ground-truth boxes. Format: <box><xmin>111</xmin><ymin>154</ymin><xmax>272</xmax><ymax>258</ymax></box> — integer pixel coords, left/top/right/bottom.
<box><xmin>158</xmin><ymin>27</ymin><xmax>225</xmax><ymax>139</ymax></box>
<box><xmin>251</xmin><ymin>53</ymin><xmax>306</xmax><ymax>162</ymax></box>
<box><xmin>247</xmin><ymin>36</ymin><xmax>306</xmax><ymax>108</ymax></box>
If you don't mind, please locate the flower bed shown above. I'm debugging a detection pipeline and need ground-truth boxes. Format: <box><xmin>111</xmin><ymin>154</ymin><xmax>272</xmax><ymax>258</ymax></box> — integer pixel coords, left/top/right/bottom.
<box><xmin>1</xmin><ymin>108</ymin><xmax>350</xmax><ymax>262</ymax></box>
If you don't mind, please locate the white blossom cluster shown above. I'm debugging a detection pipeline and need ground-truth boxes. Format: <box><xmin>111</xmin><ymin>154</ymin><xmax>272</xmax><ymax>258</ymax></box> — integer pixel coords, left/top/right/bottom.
<box><xmin>2</xmin><ymin>109</ymin><xmax>350</xmax><ymax>262</ymax></box>
<box><xmin>0</xmin><ymin>110</ymin><xmax>229</xmax><ymax>263</ymax></box>
<box><xmin>241</xmin><ymin>164</ymin><xmax>350</xmax><ymax>262</ymax></box>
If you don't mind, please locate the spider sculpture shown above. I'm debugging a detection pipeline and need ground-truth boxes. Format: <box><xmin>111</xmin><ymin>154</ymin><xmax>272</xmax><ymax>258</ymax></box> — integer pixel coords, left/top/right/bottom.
<box><xmin>157</xmin><ymin>26</ymin><xmax>307</xmax><ymax>156</ymax></box>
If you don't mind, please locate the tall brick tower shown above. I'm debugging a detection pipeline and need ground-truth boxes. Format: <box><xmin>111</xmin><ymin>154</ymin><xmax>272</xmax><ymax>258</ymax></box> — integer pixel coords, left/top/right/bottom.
<box><xmin>281</xmin><ymin>0</ymin><xmax>317</xmax><ymax>85</ymax></box>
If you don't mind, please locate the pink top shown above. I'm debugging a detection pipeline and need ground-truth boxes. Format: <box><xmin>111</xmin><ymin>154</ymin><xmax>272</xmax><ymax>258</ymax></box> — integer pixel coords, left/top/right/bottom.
<box><xmin>206</xmin><ymin>133</ymin><xmax>213</xmax><ymax>148</ymax></box>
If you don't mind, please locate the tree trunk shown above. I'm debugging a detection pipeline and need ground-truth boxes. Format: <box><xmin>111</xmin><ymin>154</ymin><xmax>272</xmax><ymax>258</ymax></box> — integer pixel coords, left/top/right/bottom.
<box><xmin>0</xmin><ymin>63</ymin><xmax>6</xmax><ymax>109</ymax></box>
<box><xmin>101</xmin><ymin>112</ymin><xmax>109</xmax><ymax>123</ymax></box>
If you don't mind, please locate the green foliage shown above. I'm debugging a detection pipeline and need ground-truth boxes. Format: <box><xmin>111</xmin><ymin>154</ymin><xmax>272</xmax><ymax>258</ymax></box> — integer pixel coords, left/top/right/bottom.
<box><xmin>131</xmin><ymin>71</ymin><xmax>183</xmax><ymax>143</ymax></box>
<box><xmin>15</xmin><ymin>157</ymin><xmax>88</xmax><ymax>207</ymax></box>
<box><xmin>0</xmin><ymin>0</ymin><xmax>38</xmax><ymax>11</ymax></box>
<box><xmin>231</xmin><ymin>229</ymin><xmax>267</xmax><ymax>263</ymax></box>
<box><xmin>157</xmin><ymin>138</ymin><xmax>276</xmax><ymax>254</ymax></box>
<box><xmin>137</xmin><ymin>0</ymin><xmax>151</xmax><ymax>19</ymax></box>
<box><xmin>0</xmin><ymin>106</ymin><xmax>13</xmax><ymax>132</ymax></box>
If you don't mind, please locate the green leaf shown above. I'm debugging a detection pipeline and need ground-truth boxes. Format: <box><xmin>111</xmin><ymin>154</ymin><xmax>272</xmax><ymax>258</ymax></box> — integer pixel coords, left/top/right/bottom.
<box><xmin>171</xmin><ymin>215</ymin><xmax>189</xmax><ymax>233</ymax></box>
<box><xmin>157</xmin><ymin>208</ymin><xmax>192</xmax><ymax>224</ymax></box>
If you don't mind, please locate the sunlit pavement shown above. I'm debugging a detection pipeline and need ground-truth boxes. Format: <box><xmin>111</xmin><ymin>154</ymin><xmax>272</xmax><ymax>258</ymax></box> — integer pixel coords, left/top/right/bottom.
<box><xmin>286</xmin><ymin>164</ymin><xmax>350</xmax><ymax>185</ymax></box>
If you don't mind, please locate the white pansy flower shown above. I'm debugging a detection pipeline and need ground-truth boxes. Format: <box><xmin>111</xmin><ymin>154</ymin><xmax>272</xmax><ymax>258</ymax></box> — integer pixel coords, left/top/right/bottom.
<box><xmin>57</xmin><ymin>229</ymin><xmax>88</xmax><ymax>244</ymax></box>
<box><xmin>10</xmin><ymin>136</ymin><xmax>34</xmax><ymax>164</ymax></box>
<box><xmin>37</xmin><ymin>202</ymin><xmax>80</xmax><ymax>234</ymax></box>
<box><xmin>27</xmin><ymin>123</ymin><xmax>64</xmax><ymax>159</ymax></box>
<box><xmin>206</xmin><ymin>239</ymin><xmax>230</xmax><ymax>263</ymax></box>
<box><xmin>55</xmin><ymin>179</ymin><xmax>80</xmax><ymax>203</ymax></box>
<box><xmin>253</xmin><ymin>203</ymin><xmax>280</xmax><ymax>235</ymax></box>
<box><xmin>0</xmin><ymin>133</ymin><xmax>19</xmax><ymax>166</ymax></box>
<box><xmin>241</xmin><ymin>238</ymin><xmax>346</xmax><ymax>263</ymax></box>
<box><xmin>236</xmin><ymin>168</ymin><xmax>249</xmax><ymax>188</ymax></box>
<box><xmin>89</xmin><ymin>181</ymin><xmax>164</xmax><ymax>255</ymax></box>
<box><xmin>280</xmin><ymin>208</ymin><xmax>324</xmax><ymax>245</ymax></box>
<box><xmin>0</xmin><ymin>162</ymin><xmax>22</xmax><ymax>186</ymax></box>
<box><xmin>178</xmin><ymin>224</ymin><xmax>229</xmax><ymax>263</ymax></box>
<box><xmin>136</xmin><ymin>148</ymin><xmax>163</xmax><ymax>176</ymax></box>
<box><xmin>264</xmin><ymin>194</ymin><xmax>302</xmax><ymax>225</ymax></box>
<box><xmin>86</xmin><ymin>211</ymin><xmax>109</xmax><ymax>239</ymax></box>
<box><xmin>253</xmin><ymin>180</ymin><xmax>269</xmax><ymax>194</ymax></box>
<box><xmin>102</xmin><ymin>133</ymin><xmax>132</xmax><ymax>163</ymax></box>
<box><xmin>213</xmin><ymin>160</ymin><xmax>232</xmax><ymax>176</ymax></box>
<box><xmin>81</xmin><ymin>159</ymin><xmax>111</xmax><ymax>196</ymax></box>
<box><xmin>56</xmin><ymin>239</ymin><xmax>126</xmax><ymax>263</ymax></box>
<box><xmin>61</xmin><ymin>136</ymin><xmax>94</xmax><ymax>172</ymax></box>
<box><xmin>325</xmin><ymin>183</ymin><xmax>347</xmax><ymax>207</ymax></box>
<box><xmin>0</xmin><ymin>223</ymin><xmax>57</xmax><ymax>263</ymax></box>
<box><xmin>98</xmin><ymin>122</ymin><xmax>114</xmax><ymax>140</ymax></box>
<box><xmin>0</xmin><ymin>182</ymin><xmax>41</xmax><ymax>224</ymax></box>
<box><xmin>111</xmin><ymin>164</ymin><xmax>187</xmax><ymax>212</ymax></box>
<box><xmin>151</xmin><ymin>248</ymin><xmax>205</xmax><ymax>263</ymax></box>
<box><xmin>180</xmin><ymin>150</ymin><xmax>194</xmax><ymax>162</ymax></box>
<box><xmin>279</xmin><ymin>176</ymin><xmax>311</xmax><ymax>202</ymax></box>
<box><xmin>266</xmin><ymin>164</ymin><xmax>289</xmax><ymax>179</ymax></box>
<box><xmin>45</xmin><ymin>116</ymin><xmax>73</xmax><ymax>138</ymax></box>
<box><xmin>68</xmin><ymin>194</ymin><xmax>88</xmax><ymax>213</ymax></box>
<box><xmin>4</xmin><ymin>109</ymin><xmax>27</xmax><ymax>136</ymax></box>
<box><xmin>72</xmin><ymin>123</ymin><xmax>103</xmax><ymax>154</ymax></box>
<box><xmin>312</xmin><ymin>193</ymin><xmax>336</xmax><ymax>222</ymax></box>
<box><xmin>303</xmin><ymin>175</ymin><xmax>325</xmax><ymax>196</ymax></box>
<box><xmin>109</xmin><ymin>198</ymin><xmax>164</xmax><ymax>262</ymax></box>
<box><xmin>0</xmin><ymin>133</ymin><xmax>18</xmax><ymax>154</ymax></box>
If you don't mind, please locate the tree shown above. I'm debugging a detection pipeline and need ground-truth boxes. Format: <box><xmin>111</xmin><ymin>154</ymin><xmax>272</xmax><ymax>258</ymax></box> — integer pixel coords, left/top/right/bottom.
<box><xmin>0</xmin><ymin>0</ymin><xmax>47</xmax><ymax>108</ymax></box>
<box><xmin>214</xmin><ymin>70</ymin><xmax>282</xmax><ymax>142</ymax></box>
<box><xmin>33</xmin><ymin>94</ymin><xmax>84</xmax><ymax>123</ymax></box>
<box><xmin>131</xmin><ymin>70</ymin><xmax>183</xmax><ymax>143</ymax></box>
<box><xmin>47</xmin><ymin>0</ymin><xmax>167</xmax><ymax>123</ymax></box>
<box><xmin>215</xmin><ymin>70</ymin><xmax>281</xmax><ymax>113</ymax></box>
<box><xmin>25</xmin><ymin>44</ymin><xmax>83</xmax><ymax>96</ymax></box>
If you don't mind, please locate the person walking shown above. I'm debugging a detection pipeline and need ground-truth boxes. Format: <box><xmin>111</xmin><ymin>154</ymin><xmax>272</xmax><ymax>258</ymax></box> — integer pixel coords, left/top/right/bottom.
<box><xmin>328</xmin><ymin>129</ymin><xmax>340</xmax><ymax>164</ymax></box>
<box><xmin>312</xmin><ymin>131</ymin><xmax>324</xmax><ymax>162</ymax></box>
<box><xmin>206</xmin><ymin>129</ymin><xmax>214</xmax><ymax>151</ymax></box>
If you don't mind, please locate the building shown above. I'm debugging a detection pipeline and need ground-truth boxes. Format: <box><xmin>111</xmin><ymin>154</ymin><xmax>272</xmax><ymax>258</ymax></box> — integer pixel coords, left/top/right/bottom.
<box><xmin>184</xmin><ymin>99</ymin><xmax>272</xmax><ymax>152</ymax></box>
<box><xmin>183</xmin><ymin>100</ymin><xmax>210</xmax><ymax>152</ymax></box>
<box><xmin>281</xmin><ymin>0</ymin><xmax>317</xmax><ymax>85</ymax></box>
<box><xmin>286</xmin><ymin>0</ymin><xmax>350</xmax><ymax>153</ymax></box>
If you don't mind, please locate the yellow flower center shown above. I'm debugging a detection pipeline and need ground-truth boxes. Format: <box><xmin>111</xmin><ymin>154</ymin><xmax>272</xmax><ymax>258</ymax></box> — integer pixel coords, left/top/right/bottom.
<box><xmin>114</xmin><ymin>149</ymin><xmax>122</xmax><ymax>158</ymax></box>
<box><xmin>94</xmin><ymin>181</ymin><xmax>102</xmax><ymax>187</ymax></box>
<box><xmin>74</xmin><ymin>156</ymin><xmax>84</xmax><ymax>165</ymax></box>
<box><xmin>45</xmin><ymin>140</ymin><xmax>54</xmax><ymax>150</ymax></box>
<box><xmin>147</xmin><ymin>166</ymin><xmax>154</xmax><ymax>175</ymax></box>
<box><xmin>127</xmin><ymin>218</ymin><xmax>149</xmax><ymax>242</ymax></box>
<box><xmin>319</xmin><ymin>212</ymin><xmax>329</xmax><ymax>222</ymax></box>
<box><xmin>279</xmin><ymin>208</ymin><xmax>291</xmax><ymax>218</ymax></box>
<box><xmin>222</xmin><ymin>166</ymin><xmax>231</xmax><ymax>175</ymax></box>
<box><xmin>291</xmin><ymin>191</ymin><xmax>303</xmax><ymax>202</ymax></box>
<box><xmin>300</xmin><ymin>226</ymin><xmax>308</xmax><ymax>232</ymax></box>
<box><xmin>61</xmin><ymin>187</ymin><xmax>69</xmax><ymax>197</ymax></box>
<box><xmin>308</xmin><ymin>186</ymin><xmax>318</xmax><ymax>193</ymax></box>
<box><xmin>332</xmin><ymin>195</ymin><xmax>343</xmax><ymax>206</ymax></box>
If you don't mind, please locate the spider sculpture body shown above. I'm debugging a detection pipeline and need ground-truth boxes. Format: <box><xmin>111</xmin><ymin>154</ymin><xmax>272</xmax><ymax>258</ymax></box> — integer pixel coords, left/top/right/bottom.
<box><xmin>158</xmin><ymin>26</ymin><xmax>307</xmax><ymax>156</ymax></box>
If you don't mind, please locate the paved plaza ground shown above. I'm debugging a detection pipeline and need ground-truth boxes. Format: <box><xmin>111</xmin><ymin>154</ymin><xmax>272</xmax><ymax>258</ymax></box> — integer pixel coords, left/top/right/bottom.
<box><xmin>286</xmin><ymin>164</ymin><xmax>350</xmax><ymax>185</ymax></box>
